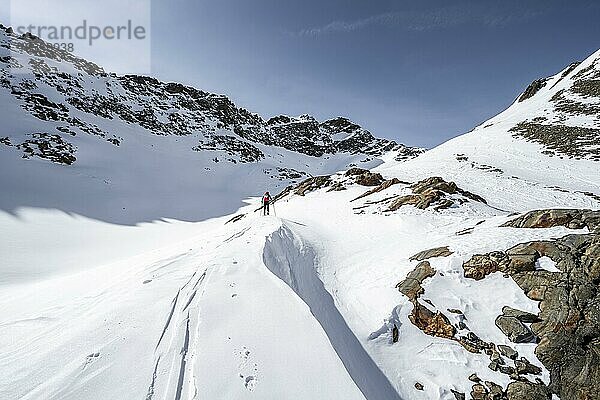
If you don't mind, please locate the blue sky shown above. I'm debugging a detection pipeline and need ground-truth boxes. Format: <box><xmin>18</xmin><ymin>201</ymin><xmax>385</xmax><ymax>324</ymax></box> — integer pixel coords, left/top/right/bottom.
<box><xmin>3</xmin><ymin>1</ymin><xmax>600</xmax><ymax>147</ymax></box>
<box><xmin>149</xmin><ymin>0</ymin><xmax>600</xmax><ymax>147</ymax></box>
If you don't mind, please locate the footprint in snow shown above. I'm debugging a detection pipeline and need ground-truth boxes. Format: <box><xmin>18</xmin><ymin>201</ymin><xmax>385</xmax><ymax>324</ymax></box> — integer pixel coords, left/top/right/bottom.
<box><xmin>244</xmin><ymin>375</ymin><xmax>256</xmax><ymax>390</ymax></box>
<box><xmin>236</xmin><ymin>346</ymin><xmax>259</xmax><ymax>391</ymax></box>
<box><xmin>83</xmin><ymin>352</ymin><xmax>100</xmax><ymax>369</ymax></box>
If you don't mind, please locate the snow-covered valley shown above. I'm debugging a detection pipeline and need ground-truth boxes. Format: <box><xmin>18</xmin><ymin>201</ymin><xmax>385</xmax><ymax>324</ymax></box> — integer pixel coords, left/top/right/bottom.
<box><xmin>1</xmin><ymin>24</ymin><xmax>600</xmax><ymax>400</ymax></box>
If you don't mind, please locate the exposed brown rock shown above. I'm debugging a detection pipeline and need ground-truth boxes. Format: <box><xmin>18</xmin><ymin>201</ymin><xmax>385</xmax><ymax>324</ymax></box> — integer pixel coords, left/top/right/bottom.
<box><xmin>506</xmin><ymin>380</ymin><xmax>551</xmax><ymax>400</ymax></box>
<box><xmin>387</xmin><ymin>194</ymin><xmax>430</xmax><ymax>211</ymax></box>
<box><xmin>495</xmin><ymin>316</ymin><xmax>535</xmax><ymax>343</ymax></box>
<box><xmin>502</xmin><ymin>209</ymin><xmax>600</xmax><ymax>232</ymax></box>
<box><xmin>464</xmin><ymin>210</ymin><xmax>600</xmax><ymax>399</ymax></box>
<box><xmin>470</xmin><ymin>383</ymin><xmax>488</xmax><ymax>400</ymax></box>
<box><xmin>397</xmin><ymin>261</ymin><xmax>458</xmax><ymax>339</ymax></box>
<box><xmin>351</xmin><ymin>178</ymin><xmax>404</xmax><ymax>201</ymax></box>
<box><xmin>356</xmin><ymin>173</ymin><xmax>384</xmax><ymax>186</ymax></box>
<box><xmin>463</xmin><ymin>240</ymin><xmax>551</xmax><ymax>281</ymax></box>
<box><xmin>345</xmin><ymin>167</ymin><xmax>369</xmax><ymax>176</ymax></box>
<box><xmin>409</xmin><ymin>301</ymin><xmax>456</xmax><ymax>339</ymax></box>
<box><xmin>458</xmin><ymin>332</ymin><xmax>493</xmax><ymax>354</ymax></box>
<box><xmin>326</xmin><ymin>182</ymin><xmax>347</xmax><ymax>192</ymax></box>
<box><xmin>344</xmin><ymin>167</ymin><xmax>384</xmax><ymax>186</ymax></box>
<box><xmin>411</xmin><ymin>177</ymin><xmax>487</xmax><ymax>204</ymax></box>
<box><xmin>463</xmin><ymin>251</ymin><xmax>509</xmax><ymax>280</ymax></box>
<box><xmin>386</xmin><ymin>176</ymin><xmax>486</xmax><ymax>212</ymax></box>
<box><xmin>485</xmin><ymin>381</ymin><xmax>504</xmax><ymax>400</ymax></box>
<box><xmin>396</xmin><ymin>261</ymin><xmax>436</xmax><ymax>301</ymax></box>
<box><xmin>294</xmin><ymin>175</ymin><xmax>332</xmax><ymax>196</ymax></box>
<box><xmin>410</xmin><ymin>246</ymin><xmax>453</xmax><ymax>261</ymax></box>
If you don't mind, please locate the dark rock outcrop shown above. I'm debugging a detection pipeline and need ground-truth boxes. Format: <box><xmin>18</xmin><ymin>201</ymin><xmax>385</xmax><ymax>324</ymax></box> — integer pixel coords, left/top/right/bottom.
<box><xmin>509</xmin><ymin>122</ymin><xmax>600</xmax><ymax>161</ymax></box>
<box><xmin>294</xmin><ymin>176</ymin><xmax>333</xmax><ymax>196</ymax></box>
<box><xmin>3</xmin><ymin>132</ymin><xmax>77</xmax><ymax>164</ymax></box>
<box><xmin>351</xmin><ymin>178</ymin><xmax>405</xmax><ymax>201</ymax></box>
<box><xmin>512</xmin><ymin>57</ymin><xmax>600</xmax><ymax>161</ymax></box>
<box><xmin>409</xmin><ymin>246</ymin><xmax>453</xmax><ymax>261</ymax></box>
<box><xmin>514</xmin><ymin>358</ymin><xmax>542</xmax><ymax>376</ymax></box>
<box><xmin>0</xmin><ymin>27</ymin><xmax>424</xmax><ymax>168</ymax></box>
<box><xmin>518</xmin><ymin>79</ymin><xmax>547</xmax><ymax>102</ymax></box>
<box><xmin>501</xmin><ymin>208</ymin><xmax>600</xmax><ymax>232</ymax></box>
<box><xmin>497</xmin><ymin>345</ymin><xmax>518</xmax><ymax>360</ymax></box>
<box><xmin>505</xmin><ymin>380</ymin><xmax>551</xmax><ymax>400</ymax></box>
<box><xmin>387</xmin><ymin>177</ymin><xmax>486</xmax><ymax>211</ymax></box>
<box><xmin>495</xmin><ymin>316</ymin><xmax>535</xmax><ymax>343</ymax></box>
<box><xmin>344</xmin><ymin>168</ymin><xmax>384</xmax><ymax>186</ymax></box>
<box><xmin>501</xmin><ymin>306</ymin><xmax>540</xmax><ymax>323</ymax></box>
<box><xmin>463</xmin><ymin>209</ymin><xmax>600</xmax><ymax>399</ymax></box>
<box><xmin>194</xmin><ymin>135</ymin><xmax>264</xmax><ymax>163</ymax></box>
<box><xmin>396</xmin><ymin>261</ymin><xmax>436</xmax><ymax>301</ymax></box>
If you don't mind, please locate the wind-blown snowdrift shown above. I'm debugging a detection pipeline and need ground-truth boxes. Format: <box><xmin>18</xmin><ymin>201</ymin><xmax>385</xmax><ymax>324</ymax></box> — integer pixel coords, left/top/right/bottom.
<box><xmin>263</xmin><ymin>223</ymin><xmax>401</xmax><ymax>400</ymax></box>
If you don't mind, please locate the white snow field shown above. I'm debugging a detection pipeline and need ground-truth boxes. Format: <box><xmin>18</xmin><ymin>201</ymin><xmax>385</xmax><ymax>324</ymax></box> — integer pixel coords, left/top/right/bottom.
<box><xmin>1</xmin><ymin>26</ymin><xmax>600</xmax><ymax>400</ymax></box>
<box><xmin>1</xmin><ymin>183</ymin><xmax>594</xmax><ymax>399</ymax></box>
<box><xmin>1</xmin><ymin>211</ymin><xmax>366</xmax><ymax>400</ymax></box>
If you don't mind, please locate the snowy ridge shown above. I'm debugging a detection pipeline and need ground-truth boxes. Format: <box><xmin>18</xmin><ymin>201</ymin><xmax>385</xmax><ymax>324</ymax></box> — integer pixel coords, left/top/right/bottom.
<box><xmin>0</xmin><ymin>24</ymin><xmax>422</xmax><ymax>225</ymax></box>
<box><xmin>375</xmin><ymin>48</ymin><xmax>600</xmax><ymax>213</ymax></box>
<box><xmin>263</xmin><ymin>223</ymin><xmax>401</xmax><ymax>400</ymax></box>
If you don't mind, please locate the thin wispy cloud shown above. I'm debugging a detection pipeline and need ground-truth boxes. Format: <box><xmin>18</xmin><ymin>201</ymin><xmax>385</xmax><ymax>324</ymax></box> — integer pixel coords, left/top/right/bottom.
<box><xmin>294</xmin><ymin>4</ymin><xmax>548</xmax><ymax>38</ymax></box>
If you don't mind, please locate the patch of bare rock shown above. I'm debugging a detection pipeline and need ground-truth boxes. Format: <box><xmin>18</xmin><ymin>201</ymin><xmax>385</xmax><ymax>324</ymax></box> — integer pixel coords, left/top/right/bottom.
<box><xmin>387</xmin><ymin>176</ymin><xmax>487</xmax><ymax>211</ymax></box>
<box><xmin>396</xmin><ymin>258</ymin><xmax>550</xmax><ymax>399</ymax></box>
<box><xmin>462</xmin><ymin>209</ymin><xmax>600</xmax><ymax>399</ymax></box>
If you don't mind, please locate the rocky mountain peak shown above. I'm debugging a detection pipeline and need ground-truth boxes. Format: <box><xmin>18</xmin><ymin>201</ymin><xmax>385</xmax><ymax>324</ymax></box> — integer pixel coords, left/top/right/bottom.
<box><xmin>474</xmin><ymin>49</ymin><xmax>600</xmax><ymax>162</ymax></box>
<box><xmin>0</xmin><ymin>24</ymin><xmax>423</xmax><ymax>167</ymax></box>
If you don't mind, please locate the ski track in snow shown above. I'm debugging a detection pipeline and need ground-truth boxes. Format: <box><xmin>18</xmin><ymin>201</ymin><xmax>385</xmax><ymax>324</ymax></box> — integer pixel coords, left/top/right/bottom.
<box><xmin>150</xmin><ymin>265</ymin><xmax>211</xmax><ymax>400</ymax></box>
<box><xmin>1</xmin><ymin>186</ymin><xmax>595</xmax><ymax>399</ymax></box>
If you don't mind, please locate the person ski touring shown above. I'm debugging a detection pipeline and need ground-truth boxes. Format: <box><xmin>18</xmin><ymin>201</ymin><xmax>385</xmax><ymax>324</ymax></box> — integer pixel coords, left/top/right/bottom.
<box><xmin>262</xmin><ymin>191</ymin><xmax>271</xmax><ymax>215</ymax></box>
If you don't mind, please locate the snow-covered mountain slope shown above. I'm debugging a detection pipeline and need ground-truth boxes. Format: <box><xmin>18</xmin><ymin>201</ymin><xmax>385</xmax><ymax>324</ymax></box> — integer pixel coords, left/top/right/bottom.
<box><xmin>377</xmin><ymin>48</ymin><xmax>600</xmax><ymax>212</ymax></box>
<box><xmin>0</xmin><ymin>24</ymin><xmax>423</xmax><ymax>225</ymax></box>
<box><xmin>1</xmin><ymin>213</ymin><xmax>369</xmax><ymax>400</ymax></box>
<box><xmin>2</xmin><ymin>21</ymin><xmax>600</xmax><ymax>400</ymax></box>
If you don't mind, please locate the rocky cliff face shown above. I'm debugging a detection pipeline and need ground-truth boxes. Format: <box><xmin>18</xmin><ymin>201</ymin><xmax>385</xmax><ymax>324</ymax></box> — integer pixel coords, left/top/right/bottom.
<box><xmin>0</xmin><ymin>25</ymin><xmax>423</xmax><ymax>167</ymax></box>
<box><xmin>506</xmin><ymin>53</ymin><xmax>600</xmax><ymax>161</ymax></box>
<box><xmin>461</xmin><ymin>210</ymin><xmax>600</xmax><ymax>400</ymax></box>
